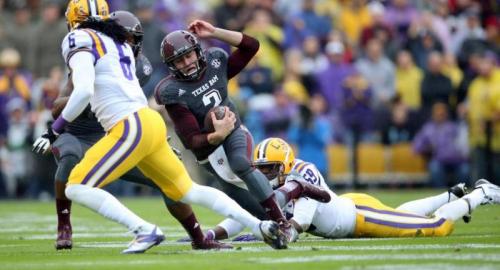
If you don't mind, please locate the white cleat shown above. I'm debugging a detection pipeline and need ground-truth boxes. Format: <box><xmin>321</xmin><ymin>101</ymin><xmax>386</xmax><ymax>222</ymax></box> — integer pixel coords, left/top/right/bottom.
<box><xmin>122</xmin><ymin>226</ymin><xmax>165</xmax><ymax>254</ymax></box>
<box><xmin>474</xmin><ymin>179</ymin><xmax>500</xmax><ymax>205</ymax></box>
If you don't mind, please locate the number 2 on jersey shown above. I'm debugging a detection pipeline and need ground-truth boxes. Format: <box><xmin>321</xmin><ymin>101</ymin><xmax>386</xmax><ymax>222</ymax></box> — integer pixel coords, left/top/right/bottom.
<box><xmin>203</xmin><ymin>89</ymin><xmax>222</xmax><ymax>107</ymax></box>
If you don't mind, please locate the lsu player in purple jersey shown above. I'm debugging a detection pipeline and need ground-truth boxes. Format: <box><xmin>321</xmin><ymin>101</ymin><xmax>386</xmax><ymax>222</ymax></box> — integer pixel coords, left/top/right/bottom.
<box><xmin>154</xmin><ymin>19</ymin><xmax>302</xmax><ymax>246</ymax></box>
<box><xmin>32</xmin><ymin>0</ymin><xmax>288</xmax><ymax>253</ymax></box>
<box><xmin>215</xmin><ymin>138</ymin><xmax>500</xmax><ymax>241</ymax></box>
<box><xmin>43</xmin><ymin>10</ymin><xmax>229</xmax><ymax>251</ymax></box>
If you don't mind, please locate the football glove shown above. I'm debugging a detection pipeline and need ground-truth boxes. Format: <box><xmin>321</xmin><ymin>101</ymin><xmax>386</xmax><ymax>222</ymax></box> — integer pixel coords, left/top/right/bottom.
<box><xmin>32</xmin><ymin>123</ymin><xmax>59</xmax><ymax>154</ymax></box>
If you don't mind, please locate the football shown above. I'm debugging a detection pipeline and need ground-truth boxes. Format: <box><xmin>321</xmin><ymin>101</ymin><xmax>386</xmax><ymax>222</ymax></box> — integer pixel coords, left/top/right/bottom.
<box><xmin>204</xmin><ymin>106</ymin><xmax>227</xmax><ymax>132</ymax></box>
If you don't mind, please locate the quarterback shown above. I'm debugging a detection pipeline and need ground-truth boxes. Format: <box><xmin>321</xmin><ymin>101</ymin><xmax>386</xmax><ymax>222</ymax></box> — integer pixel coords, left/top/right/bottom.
<box><xmin>154</xmin><ymin>19</ymin><xmax>297</xmax><ymax>242</ymax></box>
<box><xmin>215</xmin><ymin>138</ymin><xmax>500</xmax><ymax>240</ymax></box>
<box><xmin>33</xmin><ymin>0</ymin><xmax>287</xmax><ymax>253</ymax></box>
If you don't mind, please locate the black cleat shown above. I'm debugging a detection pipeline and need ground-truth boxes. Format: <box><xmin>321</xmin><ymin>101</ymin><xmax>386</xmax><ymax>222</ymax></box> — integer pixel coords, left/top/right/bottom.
<box><xmin>55</xmin><ymin>224</ymin><xmax>72</xmax><ymax>250</ymax></box>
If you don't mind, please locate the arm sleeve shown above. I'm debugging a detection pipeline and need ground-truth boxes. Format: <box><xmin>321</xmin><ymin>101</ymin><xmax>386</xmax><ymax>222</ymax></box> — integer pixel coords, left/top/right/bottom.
<box><xmin>60</xmin><ymin>52</ymin><xmax>95</xmax><ymax>122</ymax></box>
<box><xmin>165</xmin><ymin>104</ymin><xmax>211</xmax><ymax>149</ymax></box>
<box><xmin>227</xmin><ymin>34</ymin><xmax>260</xmax><ymax>79</ymax></box>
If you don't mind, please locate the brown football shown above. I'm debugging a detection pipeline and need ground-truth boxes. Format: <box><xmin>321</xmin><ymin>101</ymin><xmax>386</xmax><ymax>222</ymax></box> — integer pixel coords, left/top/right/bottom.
<box><xmin>204</xmin><ymin>106</ymin><xmax>227</xmax><ymax>132</ymax></box>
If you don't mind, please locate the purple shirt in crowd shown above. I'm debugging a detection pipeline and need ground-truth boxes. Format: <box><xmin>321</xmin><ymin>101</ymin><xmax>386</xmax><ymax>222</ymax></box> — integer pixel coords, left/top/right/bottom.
<box><xmin>413</xmin><ymin>121</ymin><xmax>467</xmax><ymax>165</ymax></box>
<box><xmin>315</xmin><ymin>62</ymin><xmax>356</xmax><ymax>112</ymax></box>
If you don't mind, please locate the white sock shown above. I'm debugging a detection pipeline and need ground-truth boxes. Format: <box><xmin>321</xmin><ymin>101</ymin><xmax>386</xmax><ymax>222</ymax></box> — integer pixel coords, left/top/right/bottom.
<box><xmin>65</xmin><ymin>184</ymin><xmax>153</xmax><ymax>232</ymax></box>
<box><xmin>180</xmin><ymin>183</ymin><xmax>261</xmax><ymax>234</ymax></box>
<box><xmin>396</xmin><ymin>191</ymin><xmax>455</xmax><ymax>216</ymax></box>
<box><xmin>434</xmin><ymin>188</ymin><xmax>485</xmax><ymax>221</ymax></box>
<box><xmin>216</xmin><ymin>218</ymin><xmax>246</xmax><ymax>238</ymax></box>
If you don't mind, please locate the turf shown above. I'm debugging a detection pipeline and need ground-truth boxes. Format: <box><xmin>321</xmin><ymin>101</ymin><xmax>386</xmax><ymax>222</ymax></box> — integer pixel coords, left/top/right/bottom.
<box><xmin>1</xmin><ymin>190</ymin><xmax>499</xmax><ymax>270</ymax></box>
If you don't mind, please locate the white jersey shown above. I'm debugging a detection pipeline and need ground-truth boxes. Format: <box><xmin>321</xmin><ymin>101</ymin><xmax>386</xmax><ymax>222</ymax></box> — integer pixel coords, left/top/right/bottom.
<box><xmin>283</xmin><ymin>159</ymin><xmax>357</xmax><ymax>238</ymax></box>
<box><xmin>61</xmin><ymin>28</ymin><xmax>148</xmax><ymax>131</ymax></box>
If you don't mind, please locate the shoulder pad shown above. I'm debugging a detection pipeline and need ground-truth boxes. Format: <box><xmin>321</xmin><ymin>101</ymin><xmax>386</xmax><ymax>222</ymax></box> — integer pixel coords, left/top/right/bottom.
<box><xmin>291</xmin><ymin>162</ymin><xmax>321</xmax><ymax>185</ymax></box>
<box><xmin>135</xmin><ymin>53</ymin><xmax>153</xmax><ymax>87</ymax></box>
<box><xmin>61</xmin><ymin>29</ymin><xmax>106</xmax><ymax>65</ymax></box>
<box><xmin>206</xmin><ymin>47</ymin><xmax>229</xmax><ymax>60</ymax></box>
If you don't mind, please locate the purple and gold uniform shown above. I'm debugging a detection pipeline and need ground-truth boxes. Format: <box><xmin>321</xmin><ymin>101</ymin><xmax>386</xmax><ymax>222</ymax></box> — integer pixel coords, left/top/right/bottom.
<box><xmin>283</xmin><ymin>160</ymin><xmax>453</xmax><ymax>238</ymax></box>
<box><xmin>61</xmin><ymin>28</ymin><xmax>193</xmax><ymax>200</ymax></box>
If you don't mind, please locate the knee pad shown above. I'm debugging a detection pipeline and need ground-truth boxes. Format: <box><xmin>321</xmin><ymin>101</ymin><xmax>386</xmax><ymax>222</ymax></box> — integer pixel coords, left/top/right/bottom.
<box><xmin>55</xmin><ymin>155</ymin><xmax>80</xmax><ymax>183</ymax></box>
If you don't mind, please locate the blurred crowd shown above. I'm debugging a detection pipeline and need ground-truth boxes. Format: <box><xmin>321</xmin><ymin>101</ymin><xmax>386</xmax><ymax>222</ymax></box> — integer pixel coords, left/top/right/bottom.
<box><xmin>0</xmin><ymin>0</ymin><xmax>499</xmax><ymax>199</ymax></box>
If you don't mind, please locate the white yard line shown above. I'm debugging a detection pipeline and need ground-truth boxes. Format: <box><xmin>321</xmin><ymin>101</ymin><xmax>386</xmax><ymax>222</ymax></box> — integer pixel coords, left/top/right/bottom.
<box><xmin>248</xmin><ymin>253</ymin><xmax>500</xmax><ymax>264</ymax></box>
<box><xmin>340</xmin><ymin>263</ymin><xmax>498</xmax><ymax>270</ymax></box>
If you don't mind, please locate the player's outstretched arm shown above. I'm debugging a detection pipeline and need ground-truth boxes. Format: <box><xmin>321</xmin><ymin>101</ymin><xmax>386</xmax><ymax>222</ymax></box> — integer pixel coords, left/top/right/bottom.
<box><xmin>188</xmin><ymin>19</ymin><xmax>243</xmax><ymax>47</ymax></box>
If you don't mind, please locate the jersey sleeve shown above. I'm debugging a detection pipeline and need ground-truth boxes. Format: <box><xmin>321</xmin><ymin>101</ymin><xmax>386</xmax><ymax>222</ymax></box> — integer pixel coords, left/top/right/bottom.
<box><xmin>288</xmin><ymin>162</ymin><xmax>322</xmax><ymax>186</ymax></box>
<box><xmin>154</xmin><ymin>77</ymin><xmax>185</xmax><ymax>106</ymax></box>
<box><xmin>61</xmin><ymin>29</ymin><xmax>101</xmax><ymax>65</ymax></box>
<box><xmin>135</xmin><ymin>52</ymin><xmax>153</xmax><ymax>88</ymax></box>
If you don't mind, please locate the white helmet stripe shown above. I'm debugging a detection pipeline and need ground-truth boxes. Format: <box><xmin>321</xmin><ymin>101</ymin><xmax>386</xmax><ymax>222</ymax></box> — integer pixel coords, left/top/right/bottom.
<box><xmin>258</xmin><ymin>138</ymin><xmax>271</xmax><ymax>160</ymax></box>
<box><xmin>88</xmin><ymin>0</ymin><xmax>97</xmax><ymax>16</ymax></box>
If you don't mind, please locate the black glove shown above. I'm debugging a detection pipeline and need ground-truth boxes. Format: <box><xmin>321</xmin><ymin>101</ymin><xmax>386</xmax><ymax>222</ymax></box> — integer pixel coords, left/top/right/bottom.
<box><xmin>32</xmin><ymin>123</ymin><xmax>59</xmax><ymax>154</ymax></box>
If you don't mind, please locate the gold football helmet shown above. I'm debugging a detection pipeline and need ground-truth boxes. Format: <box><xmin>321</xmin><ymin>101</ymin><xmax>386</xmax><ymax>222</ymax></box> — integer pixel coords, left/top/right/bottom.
<box><xmin>253</xmin><ymin>138</ymin><xmax>295</xmax><ymax>188</ymax></box>
<box><xmin>65</xmin><ymin>0</ymin><xmax>109</xmax><ymax>30</ymax></box>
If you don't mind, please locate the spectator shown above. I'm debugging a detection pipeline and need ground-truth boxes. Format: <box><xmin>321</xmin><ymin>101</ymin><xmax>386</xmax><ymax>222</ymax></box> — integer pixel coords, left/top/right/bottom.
<box><xmin>30</xmin><ymin>0</ymin><xmax>66</xmax><ymax>78</ymax></box>
<box><xmin>288</xmin><ymin>93</ymin><xmax>332</xmax><ymax>177</ymax></box>
<box><xmin>0</xmin><ymin>48</ymin><xmax>31</xmax><ymax>117</ymax></box>
<box><xmin>213</xmin><ymin>0</ymin><xmax>246</xmax><ymax>31</ymax></box>
<box><xmin>338</xmin><ymin>0</ymin><xmax>372</xmax><ymax>45</ymax></box>
<box><xmin>4</xmin><ymin>4</ymin><xmax>35</xmax><ymax>71</ymax></box>
<box><xmin>452</xmin><ymin>10</ymin><xmax>486</xmax><ymax>57</ymax></box>
<box><xmin>244</xmin><ymin>9</ymin><xmax>284</xmax><ymax>81</ymax></box>
<box><xmin>261</xmin><ymin>90</ymin><xmax>297</xmax><ymax>139</ymax></box>
<box><xmin>384</xmin><ymin>0</ymin><xmax>419</xmax><ymax>40</ymax></box>
<box><xmin>283</xmin><ymin>0</ymin><xmax>331</xmax><ymax>49</ymax></box>
<box><xmin>406</xmin><ymin>27</ymin><xmax>444</xmax><ymax>70</ymax></box>
<box><xmin>340</xmin><ymin>72</ymin><xmax>375</xmax><ymax>144</ymax></box>
<box><xmin>379</xmin><ymin>97</ymin><xmax>421</xmax><ymax>145</ymax></box>
<box><xmin>0</xmin><ymin>98</ymin><xmax>32</xmax><ymax>197</ymax></box>
<box><xmin>420</xmin><ymin>51</ymin><xmax>454</xmax><ymax>120</ymax></box>
<box><xmin>413</xmin><ymin>102</ymin><xmax>470</xmax><ymax>187</ymax></box>
<box><xmin>466</xmin><ymin>52</ymin><xmax>500</xmax><ymax>184</ymax></box>
<box><xmin>300</xmin><ymin>35</ymin><xmax>328</xmax><ymax>76</ymax></box>
<box><xmin>134</xmin><ymin>1</ymin><xmax>167</xmax><ymax>97</ymax></box>
<box><xmin>355</xmin><ymin>38</ymin><xmax>396</xmax><ymax>107</ymax></box>
<box><xmin>316</xmin><ymin>40</ymin><xmax>354</xmax><ymax>111</ymax></box>
<box><xmin>360</xmin><ymin>1</ymin><xmax>399</xmax><ymax>61</ymax></box>
<box><xmin>282</xmin><ymin>49</ymin><xmax>309</xmax><ymax>104</ymax></box>
<box><xmin>442</xmin><ymin>53</ymin><xmax>463</xmax><ymax>90</ymax></box>
<box><xmin>395</xmin><ymin>50</ymin><xmax>423</xmax><ymax>110</ymax></box>
<box><xmin>237</xmin><ymin>56</ymin><xmax>274</xmax><ymax>96</ymax></box>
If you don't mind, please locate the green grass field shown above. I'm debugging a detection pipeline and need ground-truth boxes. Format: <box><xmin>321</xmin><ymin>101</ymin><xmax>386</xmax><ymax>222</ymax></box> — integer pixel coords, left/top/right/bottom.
<box><xmin>1</xmin><ymin>190</ymin><xmax>499</xmax><ymax>270</ymax></box>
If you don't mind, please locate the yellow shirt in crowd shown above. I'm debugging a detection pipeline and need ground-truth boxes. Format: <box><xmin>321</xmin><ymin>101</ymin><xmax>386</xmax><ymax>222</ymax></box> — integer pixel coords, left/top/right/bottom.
<box><xmin>395</xmin><ymin>66</ymin><xmax>423</xmax><ymax>110</ymax></box>
<box><xmin>467</xmin><ymin>68</ymin><xmax>500</xmax><ymax>150</ymax></box>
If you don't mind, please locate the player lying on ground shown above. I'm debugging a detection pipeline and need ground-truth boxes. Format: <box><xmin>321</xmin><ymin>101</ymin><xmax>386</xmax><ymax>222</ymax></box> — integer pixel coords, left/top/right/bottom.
<box><xmin>42</xmin><ymin>10</ymin><xmax>230</xmax><ymax>251</ymax></box>
<box><xmin>32</xmin><ymin>0</ymin><xmax>289</xmax><ymax>253</ymax></box>
<box><xmin>206</xmin><ymin>138</ymin><xmax>500</xmax><ymax>240</ymax></box>
<box><xmin>154</xmin><ymin>19</ymin><xmax>300</xmax><ymax>242</ymax></box>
